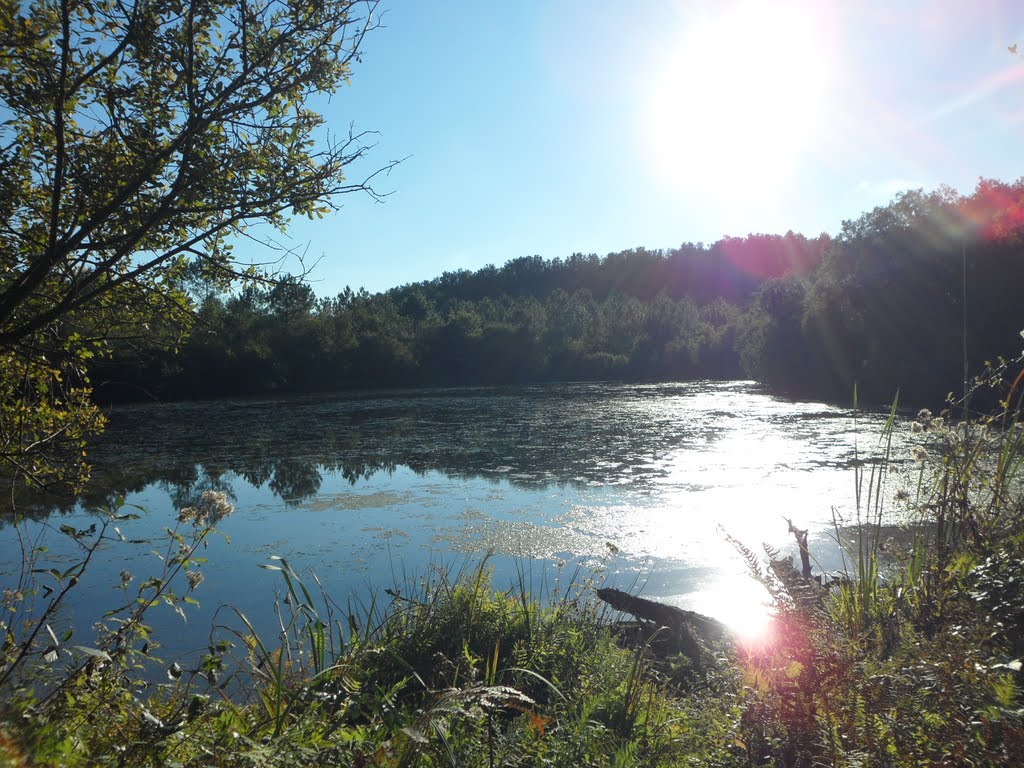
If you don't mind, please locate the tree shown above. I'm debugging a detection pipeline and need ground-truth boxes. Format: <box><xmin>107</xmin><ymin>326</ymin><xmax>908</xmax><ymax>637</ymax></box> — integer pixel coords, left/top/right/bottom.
<box><xmin>0</xmin><ymin>0</ymin><xmax>389</xmax><ymax>485</ymax></box>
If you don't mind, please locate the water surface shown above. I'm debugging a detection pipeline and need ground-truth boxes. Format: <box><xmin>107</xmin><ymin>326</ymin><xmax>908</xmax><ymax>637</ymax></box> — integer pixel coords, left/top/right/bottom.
<box><xmin>1</xmin><ymin>381</ymin><xmax>916</xmax><ymax>659</ymax></box>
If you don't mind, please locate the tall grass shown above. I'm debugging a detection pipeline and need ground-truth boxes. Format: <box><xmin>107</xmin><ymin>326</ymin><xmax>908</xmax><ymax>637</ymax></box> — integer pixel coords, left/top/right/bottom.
<box><xmin>732</xmin><ymin>353</ymin><xmax>1024</xmax><ymax>767</ymax></box>
<box><xmin>0</xmin><ymin>535</ymin><xmax>743</xmax><ymax>766</ymax></box>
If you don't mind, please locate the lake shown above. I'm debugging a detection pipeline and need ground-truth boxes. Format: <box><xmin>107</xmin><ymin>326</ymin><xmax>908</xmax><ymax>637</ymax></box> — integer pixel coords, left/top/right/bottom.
<box><xmin>0</xmin><ymin>381</ymin><xmax>917</xmax><ymax>663</ymax></box>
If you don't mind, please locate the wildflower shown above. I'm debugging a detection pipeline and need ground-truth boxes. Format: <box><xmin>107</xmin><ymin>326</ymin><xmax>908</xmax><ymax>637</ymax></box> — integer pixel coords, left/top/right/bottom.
<box><xmin>199</xmin><ymin>490</ymin><xmax>234</xmax><ymax>524</ymax></box>
<box><xmin>930</xmin><ymin>416</ymin><xmax>945</xmax><ymax>431</ymax></box>
<box><xmin>120</xmin><ymin>570</ymin><xmax>133</xmax><ymax>584</ymax></box>
<box><xmin>178</xmin><ymin>506</ymin><xmax>198</xmax><ymax>524</ymax></box>
<box><xmin>913</xmin><ymin>445</ymin><xmax>928</xmax><ymax>462</ymax></box>
<box><xmin>178</xmin><ymin>491</ymin><xmax>234</xmax><ymax>527</ymax></box>
<box><xmin>911</xmin><ymin>421</ymin><xmax>923</xmax><ymax>434</ymax></box>
<box><xmin>200</xmin><ymin>489</ymin><xmax>230</xmax><ymax>507</ymax></box>
<box><xmin>187</xmin><ymin>571</ymin><xmax>204</xmax><ymax>590</ymax></box>
<box><xmin>895</xmin><ymin>489</ymin><xmax>910</xmax><ymax>502</ymax></box>
<box><xmin>917</xmin><ymin>408</ymin><xmax>933</xmax><ymax>422</ymax></box>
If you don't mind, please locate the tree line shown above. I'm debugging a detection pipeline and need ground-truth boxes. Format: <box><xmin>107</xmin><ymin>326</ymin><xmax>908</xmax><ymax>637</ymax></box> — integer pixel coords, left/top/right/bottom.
<box><xmin>91</xmin><ymin>181</ymin><xmax>1024</xmax><ymax>410</ymax></box>
<box><xmin>740</xmin><ymin>180</ymin><xmax>1024</xmax><ymax>407</ymax></box>
<box><xmin>92</xmin><ymin>233</ymin><xmax>831</xmax><ymax>399</ymax></box>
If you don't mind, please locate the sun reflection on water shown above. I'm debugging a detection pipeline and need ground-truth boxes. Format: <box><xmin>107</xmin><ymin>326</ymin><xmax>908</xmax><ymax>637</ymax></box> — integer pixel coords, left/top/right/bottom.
<box><xmin>682</xmin><ymin>570</ymin><xmax>776</xmax><ymax>646</ymax></box>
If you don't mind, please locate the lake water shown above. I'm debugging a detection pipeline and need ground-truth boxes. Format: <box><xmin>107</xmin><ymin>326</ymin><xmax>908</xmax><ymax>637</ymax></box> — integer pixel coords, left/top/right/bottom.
<box><xmin>1</xmin><ymin>381</ymin><xmax>918</xmax><ymax>662</ymax></box>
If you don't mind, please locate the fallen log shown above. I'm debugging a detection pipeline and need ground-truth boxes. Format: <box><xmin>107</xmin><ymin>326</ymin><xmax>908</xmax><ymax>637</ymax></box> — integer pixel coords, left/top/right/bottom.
<box><xmin>596</xmin><ymin>587</ymin><xmax>730</xmax><ymax>662</ymax></box>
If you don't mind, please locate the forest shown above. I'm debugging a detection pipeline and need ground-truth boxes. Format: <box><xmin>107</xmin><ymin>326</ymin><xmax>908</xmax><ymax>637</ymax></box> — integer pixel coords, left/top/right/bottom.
<box><xmin>95</xmin><ymin>180</ymin><xmax>1024</xmax><ymax>410</ymax></box>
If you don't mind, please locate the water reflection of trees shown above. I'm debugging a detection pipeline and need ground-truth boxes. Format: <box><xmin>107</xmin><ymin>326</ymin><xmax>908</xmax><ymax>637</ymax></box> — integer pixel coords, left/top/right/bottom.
<box><xmin>4</xmin><ymin>383</ymin><xmax>856</xmax><ymax>521</ymax></box>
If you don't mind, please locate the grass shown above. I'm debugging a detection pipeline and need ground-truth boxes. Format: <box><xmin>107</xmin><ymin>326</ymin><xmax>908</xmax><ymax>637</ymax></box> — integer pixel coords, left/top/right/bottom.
<box><xmin>2</xmin><ymin>356</ymin><xmax>1024</xmax><ymax>765</ymax></box>
<box><xmin>1</xmin><ymin>551</ymin><xmax>743</xmax><ymax>766</ymax></box>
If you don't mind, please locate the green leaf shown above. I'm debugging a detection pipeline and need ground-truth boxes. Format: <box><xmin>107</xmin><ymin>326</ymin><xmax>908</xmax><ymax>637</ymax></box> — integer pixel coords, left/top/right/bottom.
<box><xmin>70</xmin><ymin>646</ymin><xmax>112</xmax><ymax>662</ymax></box>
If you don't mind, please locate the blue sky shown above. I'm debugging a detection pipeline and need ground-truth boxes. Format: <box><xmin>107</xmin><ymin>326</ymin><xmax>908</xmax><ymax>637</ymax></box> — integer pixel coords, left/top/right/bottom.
<box><xmin>270</xmin><ymin>0</ymin><xmax>1024</xmax><ymax>296</ymax></box>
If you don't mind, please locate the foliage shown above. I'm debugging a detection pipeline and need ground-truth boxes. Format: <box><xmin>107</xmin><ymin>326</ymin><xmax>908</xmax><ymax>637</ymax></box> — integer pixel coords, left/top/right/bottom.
<box><xmin>728</xmin><ymin>352</ymin><xmax>1024</xmax><ymax>767</ymax></box>
<box><xmin>96</xmin><ymin>234</ymin><xmax>833</xmax><ymax>398</ymax></box>
<box><xmin>89</xmin><ymin>179</ymin><xmax>1024</xmax><ymax>410</ymax></box>
<box><xmin>0</xmin><ymin>354</ymin><xmax>104</xmax><ymax>488</ymax></box>
<box><xmin>0</xmin><ymin>0</ymin><xmax>387</xmax><ymax>486</ymax></box>
<box><xmin>741</xmin><ymin>180</ymin><xmax>1024</xmax><ymax>406</ymax></box>
<box><xmin>1</xmin><ymin>537</ymin><xmax>745</xmax><ymax>766</ymax></box>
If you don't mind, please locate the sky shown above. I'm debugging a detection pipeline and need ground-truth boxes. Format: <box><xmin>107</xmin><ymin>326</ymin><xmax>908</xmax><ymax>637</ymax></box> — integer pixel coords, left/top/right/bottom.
<box><xmin>266</xmin><ymin>0</ymin><xmax>1024</xmax><ymax>296</ymax></box>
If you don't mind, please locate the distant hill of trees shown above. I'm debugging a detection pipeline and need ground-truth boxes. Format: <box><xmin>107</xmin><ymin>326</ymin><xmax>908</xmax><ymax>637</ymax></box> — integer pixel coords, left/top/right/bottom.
<box><xmin>93</xmin><ymin>180</ymin><xmax>1024</xmax><ymax>410</ymax></box>
<box><xmin>740</xmin><ymin>180</ymin><xmax>1024</xmax><ymax>406</ymax></box>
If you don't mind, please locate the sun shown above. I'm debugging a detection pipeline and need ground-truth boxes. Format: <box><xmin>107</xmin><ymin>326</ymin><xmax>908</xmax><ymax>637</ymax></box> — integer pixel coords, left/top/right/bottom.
<box><xmin>642</xmin><ymin>2</ymin><xmax>837</xmax><ymax>198</ymax></box>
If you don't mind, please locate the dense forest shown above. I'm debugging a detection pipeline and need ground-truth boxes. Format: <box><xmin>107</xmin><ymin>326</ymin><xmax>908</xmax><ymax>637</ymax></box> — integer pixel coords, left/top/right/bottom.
<box><xmin>94</xmin><ymin>180</ymin><xmax>1024</xmax><ymax>409</ymax></box>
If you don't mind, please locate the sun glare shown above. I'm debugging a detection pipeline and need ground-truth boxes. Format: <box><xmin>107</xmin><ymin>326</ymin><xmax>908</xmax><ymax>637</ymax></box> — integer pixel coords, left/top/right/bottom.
<box><xmin>643</xmin><ymin>2</ymin><xmax>837</xmax><ymax>198</ymax></box>
<box><xmin>687</xmin><ymin>570</ymin><xmax>777</xmax><ymax>646</ymax></box>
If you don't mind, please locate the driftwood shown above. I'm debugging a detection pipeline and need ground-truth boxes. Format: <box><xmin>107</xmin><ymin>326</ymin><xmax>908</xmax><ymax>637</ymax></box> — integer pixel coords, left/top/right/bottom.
<box><xmin>596</xmin><ymin>588</ymin><xmax>729</xmax><ymax>662</ymax></box>
<box><xmin>773</xmin><ymin>518</ymin><xmax>830</xmax><ymax>610</ymax></box>
<box><xmin>785</xmin><ymin>517</ymin><xmax>813</xmax><ymax>579</ymax></box>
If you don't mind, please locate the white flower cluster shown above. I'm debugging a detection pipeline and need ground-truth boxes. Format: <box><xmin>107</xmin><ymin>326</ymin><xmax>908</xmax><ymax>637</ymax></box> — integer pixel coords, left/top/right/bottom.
<box><xmin>910</xmin><ymin>408</ymin><xmax>945</xmax><ymax>434</ymax></box>
<box><xmin>177</xmin><ymin>490</ymin><xmax>234</xmax><ymax>525</ymax></box>
<box><xmin>908</xmin><ymin>409</ymin><xmax>947</xmax><ymax>463</ymax></box>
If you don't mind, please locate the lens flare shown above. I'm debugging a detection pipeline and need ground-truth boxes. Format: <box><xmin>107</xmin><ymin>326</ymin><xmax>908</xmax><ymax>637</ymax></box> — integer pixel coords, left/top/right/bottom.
<box><xmin>686</xmin><ymin>570</ymin><xmax>776</xmax><ymax>646</ymax></box>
